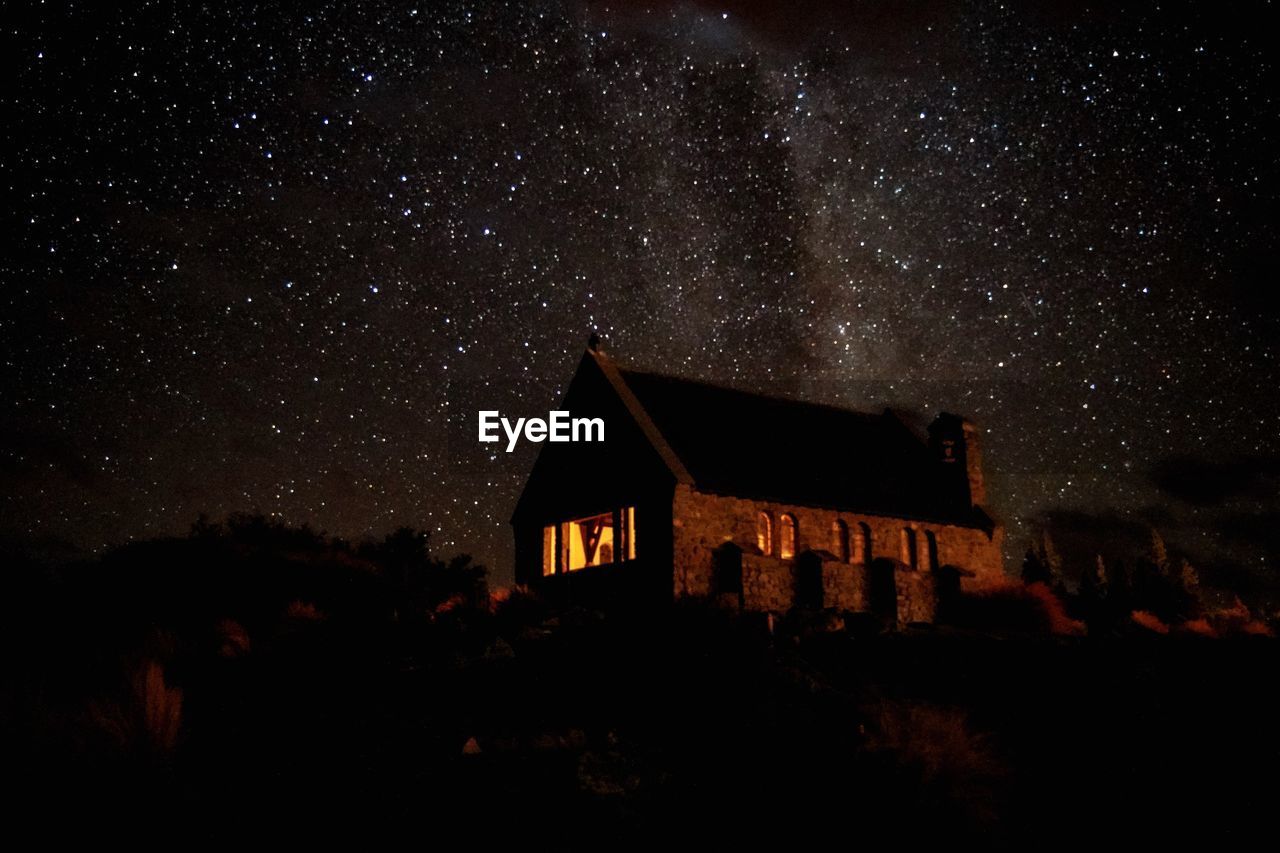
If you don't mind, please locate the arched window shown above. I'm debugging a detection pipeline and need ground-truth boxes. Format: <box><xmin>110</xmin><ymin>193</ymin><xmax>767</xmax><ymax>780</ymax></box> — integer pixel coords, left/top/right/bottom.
<box><xmin>756</xmin><ymin>512</ymin><xmax>773</xmax><ymax>556</ymax></box>
<box><xmin>855</xmin><ymin>522</ymin><xmax>872</xmax><ymax>564</ymax></box>
<box><xmin>924</xmin><ymin>530</ymin><xmax>939</xmax><ymax>571</ymax></box>
<box><xmin>900</xmin><ymin>528</ymin><xmax>918</xmax><ymax>569</ymax></box>
<box><xmin>831</xmin><ymin>519</ymin><xmax>850</xmax><ymax>562</ymax></box>
<box><xmin>780</xmin><ymin>513</ymin><xmax>798</xmax><ymax>560</ymax></box>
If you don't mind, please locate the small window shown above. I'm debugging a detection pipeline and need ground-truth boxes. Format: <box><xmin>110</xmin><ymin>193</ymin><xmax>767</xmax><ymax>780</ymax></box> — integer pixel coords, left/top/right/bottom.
<box><xmin>780</xmin><ymin>513</ymin><xmax>797</xmax><ymax>560</ymax></box>
<box><xmin>900</xmin><ymin>527</ymin><xmax>918</xmax><ymax>569</ymax></box>
<box><xmin>855</xmin><ymin>522</ymin><xmax>872</xmax><ymax>564</ymax></box>
<box><xmin>626</xmin><ymin>506</ymin><xmax>636</xmax><ymax>560</ymax></box>
<box><xmin>831</xmin><ymin>519</ymin><xmax>850</xmax><ymax>562</ymax></box>
<box><xmin>757</xmin><ymin>512</ymin><xmax>773</xmax><ymax>556</ymax></box>
<box><xmin>541</xmin><ymin>525</ymin><xmax>557</xmax><ymax>576</ymax></box>
<box><xmin>924</xmin><ymin>530</ymin><xmax>939</xmax><ymax>571</ymax></box>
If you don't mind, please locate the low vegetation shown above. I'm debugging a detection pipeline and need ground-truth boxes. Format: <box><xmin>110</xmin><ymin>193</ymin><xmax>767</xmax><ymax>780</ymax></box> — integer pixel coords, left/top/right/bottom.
<box><xmin>2</xmin><ymin>514</ymin><xmax>1276</xmax><ymax>844</ymax></box>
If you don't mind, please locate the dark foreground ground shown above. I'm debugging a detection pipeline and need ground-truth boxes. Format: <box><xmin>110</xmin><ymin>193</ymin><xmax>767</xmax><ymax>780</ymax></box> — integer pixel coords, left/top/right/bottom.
<box><xmin>3</xmin><ymin>533</ymin><xmax>1276</xmax><ymax>847</ymax></box>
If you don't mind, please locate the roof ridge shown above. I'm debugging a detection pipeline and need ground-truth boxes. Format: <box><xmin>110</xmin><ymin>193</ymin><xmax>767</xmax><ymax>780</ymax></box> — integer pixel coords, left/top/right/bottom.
<box><xmin>615</xmin><ymin>363</ymin><xmax>887</xmax><ymax>422</ymax></box>
<box><xmin>588</xmin><ymin>350</ymin><xmax>694</xmax><ymax>484</ymax></box>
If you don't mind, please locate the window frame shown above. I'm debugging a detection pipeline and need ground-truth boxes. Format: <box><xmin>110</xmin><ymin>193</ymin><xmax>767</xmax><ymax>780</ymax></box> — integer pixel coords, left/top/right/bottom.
<box><xmin>757</xmin><ymin>511</ymin><xmax>774</xmax><ymax>556</ymax></box>
<box><xmin>900</xmin><ymin>527</ymin><xmax>918</xmax><ymax>569</ymax></box>
<box><xmin>831</xmin><ymin>519</ymin><xmax>850</xmax><ymax>562</ymax></box>
<box><xmin>550</xmin><ymin>505</ymin><xmax>637</xmax><ymax>573</ymax></box>
<box><xmin>780</xmin><ymin>513</ymin><xmax>798</xmax><ymax>560</ymax></box>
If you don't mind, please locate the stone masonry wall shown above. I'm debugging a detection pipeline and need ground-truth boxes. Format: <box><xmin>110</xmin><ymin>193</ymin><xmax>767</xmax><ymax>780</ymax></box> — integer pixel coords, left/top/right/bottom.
<box><xmin>822</xmin><ymin>558</ymin><xmax>865</xmax><ymax>611</ymax></box>
<box><xmin>896</xmin><ymin>568</ymin><xmax>938</xmax><ymax>624</ymax></box>
<box><xmin>670</xmin><ymin>484</ymin><xmax>1004</xmax><ymax>621</ymax></box>
<box><xmin>741</xmin><ymin>553</ymin><xmax>793</xmax><ymax>612</ymax></box>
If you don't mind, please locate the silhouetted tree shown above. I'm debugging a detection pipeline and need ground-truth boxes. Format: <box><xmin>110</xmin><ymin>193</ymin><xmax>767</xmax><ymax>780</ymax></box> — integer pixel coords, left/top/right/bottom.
<box><xmin>1021</xmin><ymin>548</ymin><xmax>1052</xmax><ymax>586</ymax></box>
<box><xmin>1077</xmin><ymin>555</ymin><xmax>1112</xmax><ymax>632</ymax></box>
<box><xmin>1149</xmin><ymin>528</ymin><xmax>1171</xmax><ymax>575</ymax></box>
<box><xmin>1130</xmin><ymin>555</ymin><xmax>1187</xmax><ymax>624</ymax></box>
<box><xmin>1176</xmin><ymin>559</ymin><xmax>1204</xmax><ymax>619</ymax></box>
<box><xmin>364</xmin><ymin>526</ymin><xmax>488</xmax><ymax>615</ymax></box>
<box><xmin>1104</xmin><ymin>557</ymin><xmax>1133</xmax><ymax>613</ymax></box>
<box><xmin>1022</xmin><ymin>532</ymin><xmax>1067</xmax><ymax>600</ymax></box>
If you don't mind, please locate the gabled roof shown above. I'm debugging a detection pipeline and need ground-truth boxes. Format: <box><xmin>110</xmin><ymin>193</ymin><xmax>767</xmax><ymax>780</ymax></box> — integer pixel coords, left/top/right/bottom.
<box><xmin>594</xmin><ymin>348</ymin><xmax>986</xmax><ymax>528</ymax></box>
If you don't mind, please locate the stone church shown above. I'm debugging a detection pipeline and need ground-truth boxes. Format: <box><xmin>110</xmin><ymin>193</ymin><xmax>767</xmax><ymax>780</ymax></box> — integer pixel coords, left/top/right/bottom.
<box><xmin>511</xmin><ymin>338</ymin><xmax>1005</xmax><ymax>624</ymax></box>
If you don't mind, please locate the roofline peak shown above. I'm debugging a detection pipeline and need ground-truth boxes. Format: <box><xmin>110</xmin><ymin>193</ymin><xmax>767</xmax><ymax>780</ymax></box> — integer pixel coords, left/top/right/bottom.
<box><xmin>585</xmin><ymin>344</ymin><xmax>694</xmax><ymax>486</ymax></box>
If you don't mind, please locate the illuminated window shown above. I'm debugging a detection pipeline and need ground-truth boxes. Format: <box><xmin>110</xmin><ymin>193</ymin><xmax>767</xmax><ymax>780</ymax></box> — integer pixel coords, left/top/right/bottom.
<box><xmin>561</xmin><ymin>507</ymin><xmax>636</xmax><ymax>571</ymax></box>
<box><xmin>626</xmin><ymin>506</ymin><xmax>636</xmax><ymax>559</ymax></box>
<box><xmin>541</xmin><ymin>525</ymin><xmax>557</xmax><ymax>576</ymax></box>
<box><xmin>831</xmin><ymin>519</ymin><xmax>850</xmax><ymax>562</ymax></box>
<box><xmin>780</xmin><ymin>513</ymin><xmax>797</xmax><ymax>560</ymax></box>
<box><xmin>756</xmin><ymin>512</ymin><xmax>773</xmax><ymax>556</ymax></box>
<box><xmin>900</xmin><ymin>528</ymin><xmax>918</xmax><ymax>569</ymax></box>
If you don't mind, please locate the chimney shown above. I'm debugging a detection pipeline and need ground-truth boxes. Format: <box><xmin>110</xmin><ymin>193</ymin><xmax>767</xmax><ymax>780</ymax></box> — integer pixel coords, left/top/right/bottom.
<box><xmin>928</xmin><ymin>412</ymin><xmax>986</xmax><ymax>508</ymax></box>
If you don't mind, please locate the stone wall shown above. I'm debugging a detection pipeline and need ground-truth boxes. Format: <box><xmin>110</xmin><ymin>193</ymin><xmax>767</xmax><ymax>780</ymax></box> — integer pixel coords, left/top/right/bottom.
<box><xmin>896</xmin><ymin>568</ymin><xmax>938</xmax><ymax>624</ymax></box>
<box><xmin>741</xmin><ymin>553</ymin><xmax>794</xmax><ymax>612</ymax></box>
<box><xmin>670</xmin><ymin>484</ymin><xmax>1004</xmax><ymax>622</ymax></box>
<box><xmin>822</xmin><ymin>558</ymin><xmax>865</xmax><ymax>611</ymax></box>
<box><xmin>936</xmin><ymin>524</ymin><xmax>1006</xmax><ymax>591</ymax></box>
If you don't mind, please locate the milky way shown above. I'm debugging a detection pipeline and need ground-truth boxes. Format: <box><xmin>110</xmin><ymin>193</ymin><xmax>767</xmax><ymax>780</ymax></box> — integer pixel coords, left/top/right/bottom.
<box><xmin>4</xmin><ymin>2</ymin><xmax>1277</xmax><ymax>593</ymax></box>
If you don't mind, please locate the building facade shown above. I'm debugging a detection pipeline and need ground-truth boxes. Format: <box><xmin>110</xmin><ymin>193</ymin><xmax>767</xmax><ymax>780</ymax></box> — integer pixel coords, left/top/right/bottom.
<box><xmin>511</xmin><ymin>340</ymin><xmax>1004</xmax><ymax>623</ymax></box>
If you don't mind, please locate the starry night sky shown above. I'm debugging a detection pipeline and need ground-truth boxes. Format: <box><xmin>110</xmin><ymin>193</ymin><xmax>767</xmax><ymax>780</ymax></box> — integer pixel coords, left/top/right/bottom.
<box><xmin>4</xmin><ymin>2</ymin><xmax>1278</xmax><ymax>596</ymax></box>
